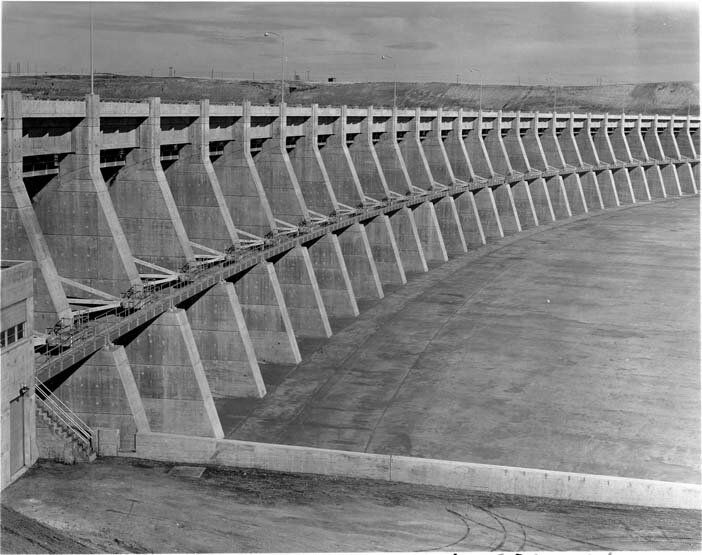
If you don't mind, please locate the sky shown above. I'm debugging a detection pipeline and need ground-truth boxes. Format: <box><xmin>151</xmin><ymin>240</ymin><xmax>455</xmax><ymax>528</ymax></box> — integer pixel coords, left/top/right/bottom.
<box><xmin>1</xmin><ymin>1</ymin><xmax>699</xmax><ymax>85</ymax></box>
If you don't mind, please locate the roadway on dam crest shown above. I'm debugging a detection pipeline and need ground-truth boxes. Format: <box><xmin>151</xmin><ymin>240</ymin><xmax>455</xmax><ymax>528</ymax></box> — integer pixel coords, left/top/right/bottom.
<box><xmin>219</xmin><ymin>196</ymin><xmax>700</xmax><ymax>484</ymax></box>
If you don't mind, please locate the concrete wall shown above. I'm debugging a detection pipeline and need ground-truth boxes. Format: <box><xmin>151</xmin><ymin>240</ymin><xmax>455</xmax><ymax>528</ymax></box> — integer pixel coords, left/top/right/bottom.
<box><xmin>127</xmin><ymin>432</ymin><xmax>701</xmax><ymax>510</ymax></box>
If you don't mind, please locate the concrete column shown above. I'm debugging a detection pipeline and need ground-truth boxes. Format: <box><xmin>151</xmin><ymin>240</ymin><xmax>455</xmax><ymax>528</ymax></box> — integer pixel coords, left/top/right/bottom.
<box><xmin>539</xmin><ymin>112</ymin><xmax>586</xmax><ymax>215</ymax></box>
<box><xmin>511</xmin><ymin>180</ymin><xmax>538</xmax><ymax>228</ymax></box>
<box><xmin>492</xmin><ymin>183</ymin><xmax>522</xmax><ymax>234</ymax></box>
<box><xmin>432</xmin><ymin>196</ymin><xmax>468</xmax><ymax>255</ymax></box>
<box><xmin>388</xmin><ymin>207</ymin><xmax>428</xmax><ymax>274</ymax></box>
<box><xmin>399</xmin><ymin>107</ymin><xmax>436</xmax><ymax>188</ymax></box>
<box><xmin>347</xmin><ymin>106</ymin><xmax>390</xmax><ymax>200</ymax></box>
<box><xmin>589</xmin><ymin>114</ymin><xmax>634</xmax><ymax>203</ymax></box>
<box><xmin>401</xmin><ymin>108</ymin><xmax>464</xmax><ymax>256</ymax></box>
<box><xmin>676</xmin><ymin>162</ymin><xmax>698</xmax><ymax>194</ymax></box>
<box><xmin>528</xmin><ymin>178</ymin><xmax>556</xmax><ymax>224</ymax></box>
<box><xmin>611</xmin><ymin>167</ymin><xmax>635</xmax><ymax>204</ymax></box>
<box><xmin>464</xmin><ymin>112</ymin><xmax>495</xmax><ymax>178</ymax></box>
<box><xmin>544</xmin><ymin>176</ymin><xmax>572</xmax><ymax>219</ymax></box>
<box><xmin>1</xmin><ymin>91</ymin><xmax>72</xmax><ymax>330</ymax></box>
<box><xmin>453</xmin><ymin>191</ymin><xmax>486</xmax><ymax>247</ymax></box>
<box><xmin>678</xmin><ymin>115</ymin><xmax>698</xmax><ymax>158</ymax></box>
<box><xmin>26</xmin><ymin>94</ymin><xmax>142</xmax><ymax>314</ymax></box>
<box><xmin>374</xmin><ymin>106</ymin><xmax>412</xmax><ymax>194</ymax></box>
<box><xmin>645</xmin><ymin>164</ymin><xmax>667</xmax><ymax>199</ymax></box>
<box><xmin>472</xmin><ymin>186</ymin><xmax>504</xmax><ymax>241</ymax></box>
<box><xmin>412</xmin><ymin>201</ymin><xmax>449</xmax><ymax>263</ymax></box>
<box><xmin>163</xmin><ymin>99</ymin><xmax>238</xmax><ymax>251</ymax></box>
<box><xmin>591</xmin><ymin>114</ymin><xmax>617</xmax><ymax>164</ymax></box>
<box><xmin>609</xmin><ymin>115</ymin><xmax>633</xmax><ymax>162</ymax></box>
<box><xmin>287</xmin><ymin>104</ymin><xmax>338</xmax><ymax>214</ymax></box>
<box><xmin>521</xmin><ymin>113</ymin><xmax>548</xmax><ymax>170</ymax></box>
<box><xmin>560</xmin><ymin>114</ymin><xmax>603</xmax><ymax>211</ymax></box>
<box><xmin>561</xmin><ymin>173</ymin><xmax>587</xmax><ymax>215</ymax></box>
<box><xmin>50</xmin><ymin>344</ymin><xmax>149</xmax><ymax>452</ymax></box>
<box><xmin>183</xmin><ymin>281</ymin><xmax>265</xmax><ymax>398</ymax></box>
<box><xmin>444</xmin><ymin>108</ymin><xmax>478</xmax><ymax>181</ymax></box>
<box><xmin>335</xmin><ymin>223</ymin><xmax>385</xmax><ymax>300</ymax></box>
<box><xmin>630</xmin><ymin>115</ymin><xmax>666</xmax><ymax>199</ymax></box>
<box><xmin>643</xmin><ymin>116</ymin><xmax>666</xmax><ymax>161</ymax></box>
<box><xmin>560</xmin><ymin>114</ymin><xmax>586</xmax><ymax>168</ymax></box>
<box><xmin>320</xmin><ymin>105</ymin><xmax>365</xmax><ymax>207</ymax></box>
<box><xmin>575</xmin><ymin>114</ymin><xmax>601</xmax><ymax>166</ymax></box>
<box><xmin>610</xmin><ymin>115</ymin><xmax>650</xmax><ymax>202</ymax></box>
<box><xmin>212</xmin><ymin>101</ymin><xmax>277</xmax><ymax>238</ymax></box>
<box><xmin>320</xmin><ymin>108</ymin><xmax>386</xmax><ymax>299</ymax></box>
<box><xmin>422</xmin><ymin>108</ymin><xmax>456</xmax><ymax>184</ymax></box>
<box><xmin>482</xmin><ymin>111</ymin><xmax>515</xmax><ymax>176</ymax></box>
<box><xmin>233</xmin><ymin>263</ymin><xmax>301</xmax><ymax>364</ymax></box>
<box><xmin>502</xmin><ymin>112</ymin><xmax>533</xmax><ymax>172</ymax></box>
<box><xmin>124</xmin><ymin>308</ymin><xmax>224</xmax><ymax>439</ymax></box>
<box><xmin>579</xmin><ymin>170</ymin><xmax>605</xmax><ymax>210</ymax></box>
<box><xmin>659</xmin><ymin>115</ymin><xmax>682</xmax><ymax>159</ymax></box>
<box><xmin>253</xmin><ymin>103</ymin><xmax>309</xmax><ymax>225</ymax></box>
<box><xmin>595</xmin><ymin>170</ymin><xmax>620</xmax><ymax>207</ymax></box>
<box><xmin>660</xmin><ymin>117</ymin><xmax>697</xmax><ymax>193</ymax></box>
<box><xmin>629</xmin><ymin>115</ymin><xmax>651</xmax><ymax>161</ymax></box>
<box><xmin>540</xmin><ymin>112</ymin><xmax>568</xmax><ymax>169</ymax></box>
<box><xmin>643</xmin><ymin>117</ymin><xmax>682</xmax><ymax>197</ymax></box>
<box><xmin>110</xmin><ymin>97</ymin><xmax>195</xmax><ymax>270</ymax></box>
<box><xmin>273</xmin><ymin>245</ymin><xmax>332</xmax><ymax>338</ymax></box>
<box><xmin>285</xmin><ymin>106</ymin><xmax>360</xmax><ymax>320</ymax></box>
<box><xmin>305</xmin><ymin>233</ymin><xmax>360</xmax><ymax>319</ymax></box>
<box><xmin>393</xmin><ymin>108</ymin><xmax>454</xmax><ymax>260</ymax></box>
<box><xmin>363</xmin><ymin>215</ymin><xmax>407</xmax><ymax>286</ymax></box>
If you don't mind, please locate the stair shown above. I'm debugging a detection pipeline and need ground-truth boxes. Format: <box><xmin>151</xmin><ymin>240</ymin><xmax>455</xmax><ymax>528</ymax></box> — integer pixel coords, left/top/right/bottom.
<box><xmin>36</xmin><ymin>403</ymin><xmax>96</xmax><ymax>462</ymax></box>
<box><xmin>34</xmin><ymin>378</ymin><xmax>96</xmax><ymax>463</ymax></box>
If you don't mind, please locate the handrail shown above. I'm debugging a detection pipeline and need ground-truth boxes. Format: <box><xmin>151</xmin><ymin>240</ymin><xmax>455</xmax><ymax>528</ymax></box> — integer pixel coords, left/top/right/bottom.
<box><xmin>35</xmin><ymin>378</ymin><xmax>93</xmax><ymax>448</ymax></box>
<box><xmin>33</xmin><ymin>154</ymin><xmax>699</xmax><ymax>380</ymax></box>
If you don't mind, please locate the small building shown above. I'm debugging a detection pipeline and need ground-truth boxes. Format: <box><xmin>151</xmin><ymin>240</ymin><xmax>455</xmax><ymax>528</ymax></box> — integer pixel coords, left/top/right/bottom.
<box><xmin>1</xmin><ymin>260</ymin><xmax>37</xmax><ymax>490</ymax></box>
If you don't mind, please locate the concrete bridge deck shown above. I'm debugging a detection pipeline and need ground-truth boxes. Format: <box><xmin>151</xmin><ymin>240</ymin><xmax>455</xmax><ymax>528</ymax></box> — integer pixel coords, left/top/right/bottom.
<box><xmin>221</xmin><ymin>196</ymin><xmax>700</xmax><ymax>484</ymax></box>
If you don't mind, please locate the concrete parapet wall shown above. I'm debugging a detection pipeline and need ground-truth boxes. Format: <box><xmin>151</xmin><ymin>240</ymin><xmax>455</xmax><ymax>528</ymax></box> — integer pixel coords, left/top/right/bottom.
<box><xmin>128</xmin><ymin>432</ymin><xmax>701</xmax><ymax>510</ymax></box>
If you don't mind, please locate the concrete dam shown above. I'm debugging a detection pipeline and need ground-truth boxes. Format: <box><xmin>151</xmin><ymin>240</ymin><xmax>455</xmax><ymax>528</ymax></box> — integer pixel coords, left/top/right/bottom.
<box><xmin>2</xmin><ymin>90</ymin><xmax>700</xmax><ymax>507</ymax></box>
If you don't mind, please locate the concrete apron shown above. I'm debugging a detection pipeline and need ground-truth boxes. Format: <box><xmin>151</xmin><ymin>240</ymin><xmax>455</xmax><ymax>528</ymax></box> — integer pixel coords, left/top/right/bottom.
<box><xmin>120</xmin><ymin>431</ymin><xmax>701</xmax><ymax>510</ymax></box>
<box><xmin>109</xmin><ymin>196</ymin><xmax>699</xmax><ymax>512</ymax></box>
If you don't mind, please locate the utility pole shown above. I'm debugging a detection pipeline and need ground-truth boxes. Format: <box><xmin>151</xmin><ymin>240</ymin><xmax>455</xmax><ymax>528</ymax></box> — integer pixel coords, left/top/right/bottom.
<box><xmin>456</xmin><ymin>73</ymin><xmax>459</xmax><ymax>84</ymax></box>
<box><xmin>306</xmin><ymin>69</ymin><xmax>310</xmax><ymax>81</ymax></box>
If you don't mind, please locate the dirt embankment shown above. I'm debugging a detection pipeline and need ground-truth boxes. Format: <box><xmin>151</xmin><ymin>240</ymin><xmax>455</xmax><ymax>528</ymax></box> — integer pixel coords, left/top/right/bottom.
<box><xmin>2</xmin><ymin>74</ymin><xmax>698</xmax><ymax>114</ymax></box>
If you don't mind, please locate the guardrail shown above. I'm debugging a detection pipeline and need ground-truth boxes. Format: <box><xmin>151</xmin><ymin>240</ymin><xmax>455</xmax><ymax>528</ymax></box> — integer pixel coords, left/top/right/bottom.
<box><xmin>35</xmin><ymin>377</ymin><xmax>94</xmax><ymax>448</ymax></box>
<box><xmin>34</xmin><ymin>155</ymin><xmax>700</xmax><ymax>381</ymax></box>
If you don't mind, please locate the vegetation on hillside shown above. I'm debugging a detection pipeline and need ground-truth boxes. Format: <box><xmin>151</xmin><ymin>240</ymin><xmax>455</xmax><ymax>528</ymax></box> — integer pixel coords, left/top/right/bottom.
<box><xmin>2</xmin><ymin>74</ymin><xmax>698</xmax><ymax>115</ymax></box>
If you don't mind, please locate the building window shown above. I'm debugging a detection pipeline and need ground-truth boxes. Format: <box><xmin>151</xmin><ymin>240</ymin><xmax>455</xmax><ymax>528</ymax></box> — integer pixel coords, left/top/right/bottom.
<box><xmin>1</xmin><ymin>322</ymin><xmax>26</xmax><ymax>349</ymax></box>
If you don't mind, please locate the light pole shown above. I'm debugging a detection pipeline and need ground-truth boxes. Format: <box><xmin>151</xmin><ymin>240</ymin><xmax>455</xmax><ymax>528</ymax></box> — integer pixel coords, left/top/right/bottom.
<box><xmin>380</xmin><ymin>55</ymin><xmax>397</xmax><ymax>108</ymax></box>
<box><xmin>469</xmin><ymin>67</ymin><xmax>482</xmax><ymax>111</ymax></box>
<box><xmin>89</xmin><ymin>1</ymin><xmax>94</xmax><ymax>94</ymax></box>
<box><xmin>545</xmin><ymin>76</ymin><xmax>557</xmax><ymax>113</ymax></box>
<box><xmin>264</xmin><ymin>31</ymin><xmax>285</xmax><ymax>104</ymax></box>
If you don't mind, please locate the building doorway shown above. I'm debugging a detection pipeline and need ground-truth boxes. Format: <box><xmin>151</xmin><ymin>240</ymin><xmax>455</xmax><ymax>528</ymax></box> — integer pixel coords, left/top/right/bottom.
<box><xmin>9</xmin><ymin>395</ymin><xmax>25</xmax><ymax>476</ymax></box>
